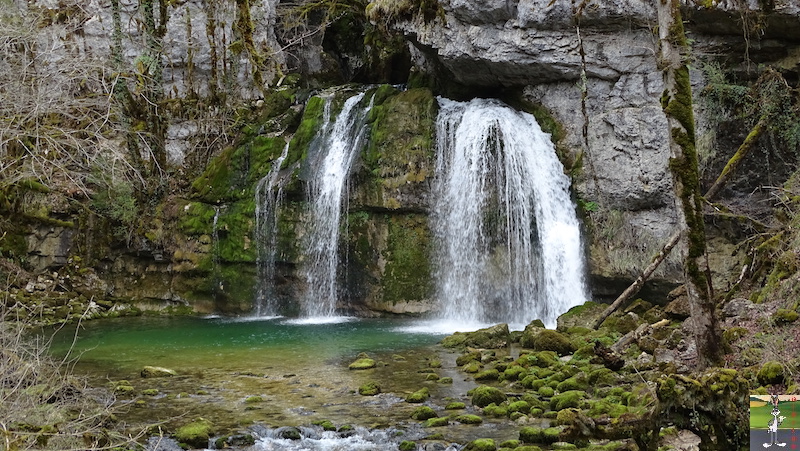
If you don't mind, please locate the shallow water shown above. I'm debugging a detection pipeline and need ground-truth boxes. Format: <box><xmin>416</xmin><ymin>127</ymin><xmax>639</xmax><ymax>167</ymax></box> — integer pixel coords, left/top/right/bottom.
<box><xmin>46</xmin><ymin>316</ymin><xmax>519</xmax><ymax>449</ymax></box>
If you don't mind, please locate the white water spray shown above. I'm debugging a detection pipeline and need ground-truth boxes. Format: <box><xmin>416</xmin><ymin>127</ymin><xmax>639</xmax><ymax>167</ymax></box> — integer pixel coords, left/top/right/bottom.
<box><xmin>301</xmin><ymin>92</ymin><xmax>373</xmax><ymax>318</ymax></box>
<box><xmin>253</xmin><ymin>142</ymin><xmax>290</xmax><ymax>316</ymax></box>
<box><xmin>432</xmin><ymin>98</ymin><xmax>588</xmax><ymax>329</ymax></box>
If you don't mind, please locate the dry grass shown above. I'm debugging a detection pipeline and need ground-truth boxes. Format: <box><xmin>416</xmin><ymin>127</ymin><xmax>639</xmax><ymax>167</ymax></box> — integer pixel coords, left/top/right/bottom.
<box><xmin>0</xmin><ymin>305</ymin><xmax>141</xmax><ymax>451</ymax></box>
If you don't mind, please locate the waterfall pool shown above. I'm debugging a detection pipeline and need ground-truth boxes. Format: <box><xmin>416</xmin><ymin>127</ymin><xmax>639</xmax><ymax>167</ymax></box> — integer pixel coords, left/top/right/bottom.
<box><xmin>45</xmin><ymin>316</ymin><xmax>523</xmax><ymax>450</ymax></box>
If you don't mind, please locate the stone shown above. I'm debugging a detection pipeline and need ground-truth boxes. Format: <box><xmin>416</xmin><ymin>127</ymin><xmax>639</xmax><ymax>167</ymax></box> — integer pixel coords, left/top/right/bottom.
<box><xmin>406</xmin><ymin>387</ymin><xmax>430</xmax><ymax>403</ymax></box>
<box><xmin>411</xmin><ymin>406</ymin><xmax>437</xmax><ymax>420</ymax></box>
<box><xmin>141</xmin><ymin>366</ymin><xmax>177</xmax><ymax>378</ymax></box>
<box><xmin>175</xmin><ymin>419</ymin><xmax>214</xmax><ymax>449</ymax></box>
<box><xmin>757</xmin><ymin>361</ymin><xmax>786</xmax><ymax>386</ymax></box>
<box><xmin>358</xmin><ymin>382</ymin><xmax>381</xmax><ymax>396</ymax></box>
<box><xmin>348</xmin><ymin>358</ymin><xmax>376</xmax><ymax>370</ymax></box>
<box><xmin>471</xmin><ymin>385</ymin><xmax>507</xmax><ymax>407</ymax></box>
<box><xmin>463</xmin><ymin>438</ymin><xmax>495</xmax><ymax>451</ymax></box>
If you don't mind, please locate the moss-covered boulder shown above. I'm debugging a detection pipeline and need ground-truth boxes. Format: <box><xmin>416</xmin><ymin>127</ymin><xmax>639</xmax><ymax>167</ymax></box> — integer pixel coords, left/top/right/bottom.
<box><xmin>141</xmin><ymin>366</ymin><xmax>177</xmax><ymax>378</ymax></box>
<box><xmin>556</xmin><ymin>374</ymin><xmax>589</xmax><ymax>392</ymax></box>
<box><xmin>349</xmin><ymin>358</ymin><xmax>377</xmax><ymax>370</ymax></box>
<box><xmin>464</xmin><ymin>438</ymin><xmax>496</xmax><ymax>451</ymax></box>
<box><xmin>474</xmin><ymin>369</ymin><xmax>500</xmax><ymax>381</ymax></box>
<box><xmin>655</xmin><ymin>368</ymin><xmax>748</xmax><ymax>448</ymax></box>
<box><xmin>455</xmin><ymin>414</ymin><xmax>484</xmax><ymax>424</ymax></box>
<box><xmin>456</xmin><ymin>351</ymin><xmax>482</xmax><ymax>366</ymax></box>
<box><xmin>358</xmin><ymin>382</ymin><xmax>381</xmax><ymax>396</ymax></box>
<box><xmin>406</xmin><ymin>387</ymin><xmax>430</xmax><ymax>403</ymax></box>
<box><xmin>519</xmin><ymin>426</ymin><xmax>561</xmax><ymax>444</ymax></box>
<box><xmin>312</xmin><ymin>419</ymin><xmax>337</xmax><ymax>431</ymax></box>
<box><xmin>442</xmin><ymin>324</ymin><xmax>511</xmax><ymax>349</ymax></box>
<box><xmin>773</xmin><ymin>308</ymin><xmax>799</xmax><ymax>324</ymax></box>
<box><xmin>411</xmin><ymin>406</ymin><xmax>437</xmax><ymax>420</ymax></box>
<box><xmin>175</xmin><ymin>419</ymin><xmax>214</xmax><ymax>449</ymax></box>
<box><xmin>399</xmin><ymin>440</ymin><xmax>417</xmax><ymax>451</ymax></box>
<box><xmin>483</xmin><ymin>403</ymin><xmax>508</xmax><ymax>417</ymax></box>
<box><xmin>471</xmin><ymin>385</ymin><xmax>507</xmax><ymax>407</ymax></box>
<box><xmin>423</xmin><ymin>417</ymin><xmax>449</xmax><ymax>427</ymax></box>
<box><xmin>550</xmin><ymin>390</ymin><xmax>588</xmax><ymax>410</ymax></box>
<box><xmin>757</xmin><ymin>361</ymin><xmax>786</xmax><ymax>386</ymax></box>
<box><xmin>445</xmin><ymin>401</ymin><xmax>466</xmax><ymax>410</ymax></box>
<box><xmin>520</xmin><ymin>330</ymin><xmax>575</xmax><ymax>356</ymax></box>
<box><xmin>556</xmin><ymin>301</ymin><xmax>606</xmax><ymax>331</ymax></box>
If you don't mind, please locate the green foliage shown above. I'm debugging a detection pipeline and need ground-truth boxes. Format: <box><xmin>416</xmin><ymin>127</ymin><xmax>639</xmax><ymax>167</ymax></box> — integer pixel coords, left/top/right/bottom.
<box><xmin>90</xmin><ymin>175</ymin><xmax>139</xmax><ymax>241</ymax></box>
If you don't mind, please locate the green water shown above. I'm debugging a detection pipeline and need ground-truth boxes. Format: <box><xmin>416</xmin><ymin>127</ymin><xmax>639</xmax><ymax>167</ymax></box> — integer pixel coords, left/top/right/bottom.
<box><xmin>49</xmin><ymin>316</ymin><xmax>445</xmax><ymax>375</ymax></box>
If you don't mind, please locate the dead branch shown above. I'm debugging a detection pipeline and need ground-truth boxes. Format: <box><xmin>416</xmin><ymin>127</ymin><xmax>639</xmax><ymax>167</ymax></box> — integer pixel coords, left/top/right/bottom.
<box><xmin>592</xmin><ymin>231</ymin><xmax>681</xmax><ymax>330</ymax></box>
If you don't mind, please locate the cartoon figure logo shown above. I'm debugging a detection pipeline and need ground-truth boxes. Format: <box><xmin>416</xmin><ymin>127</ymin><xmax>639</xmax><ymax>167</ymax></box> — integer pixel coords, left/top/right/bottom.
<box><xmin>764</xmin><ymin>394</ymin><xmax>787</xmax><ymax>448</ymax></box>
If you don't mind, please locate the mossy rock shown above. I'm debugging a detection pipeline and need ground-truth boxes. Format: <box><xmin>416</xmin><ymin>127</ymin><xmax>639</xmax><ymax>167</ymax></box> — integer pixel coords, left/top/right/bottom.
<box><xmin>456</xmin><ymin>351</ymin><xmax>482</xmax><ymax>366</ymax></box>
<box><xmin>503</xmin><ymin>365</ymin><xmax>528</xmax><ymax>381</ymax></box>
<box><xmin>411</xmin><ymin>406</ymin><xmax>437</xmax><ymax>420</ymax></box>
<box><xmin>142</xmin><ymin>389</ymin><xmax>159</xmax><ymax>396</ymax></box>
<box><xmin>550</xmin><ymin>390</ymin><xmax>587</xmax><ymax>411</ymax></box>
<box><xmin>445</xmin><ymin>401</ymin><xmax>466</xmax><ymax>410</ymax></box>
<box><xmin>588</xmin><ymin>368</ymin><xmax>617</xmax><ymax>386</ymax></box>
<box><xmin>423</xmin><ymin>417</ymin><xmax>449</xmax><ymax>427</ymax></box>
<box><xmin>442</xmin><ymin>324</ymin><xmax>511</xmax><ymax>349</ymax></box>
<box><xmin>358</xmin><ymin>382</ymin><xmax>381</xmax><ymax>396</ymax></box>
<box><xmin>556</xmin><ymin>374</ymin><xmax>589</xmax><ymax>392</ymax></box>
<box><xmin>455</xmin><ymin>414</ymin><xmax>484</xmax><ymax>424</ymax></box>
<box><xmin>114</xmin><ymin>384</ymin><xmax>135</xmax><ymax>395</ymax></box>
<box><xmin>279</xmin><ymin>427</ymin><xmax>302</xmax><ymax>440</ymax></box>
<box><xmin>399</xmin><ymin>441</ymin><xmax>417</xmax><ymax>451</ymax></box>
<box><xmin>556</xmin><ymin>301</ymin><xmax>605</xmax><ymax>331</ymax></box>
<box><xmin>406</xmin><ymin>387</ymin><xmax>430</xmax><ymax>403</ymax></box>
<box><xmin>519</xmin><ymin>426</ymin><xmax>561</xmax><ymax>444</ymax></box>
<box><xmin>757</xmin><ymin>361</ymin><xmax>786</xmax><ymax>386</ymax></box>
<box><xmin>175</xmin><ymin>419</ymin><xmax>214</xmax><ymax>449</ymax></box>
<box><xmin>588</xmin><ymin>399</ymin><xmax>627</xmax><ymax>418</ymax></box>
<box><xmin>463</xmin><ymin>361</ymin><xmax>482</xmax><ymax>373</ymax></box>
<box><xmin>773</xmin><ymin>308</ymin><xmax>799</xmax><ymax>324</ymax></box>
<box><xmin>425</xmin><ymin>373</ymin><xmax>440</xmax><ymax>381</ymax></box>
<box><xmin>538</xmin><ymin>386</ymin><xmax>555</xmax><ymax>397</ymax></box>
<box><xmin>518</xmin><ymin>351</ymin><xmax>560</xmax><ymax>368</ymax></box>
<box><xmin>471</xmin><ymin>385</ymin><xmax>507</xmax><ymax>407</ymax></box>
<box><xmin>722</xmin><ymin>326</ymin><xmax>749</xmax><ymax>345</ymax></box>
<box><xmin>464</xmin><ymin>438</ymin><xmax>496</xmax><ymax>451</ymax></box>
<box><xmin>483</xmin><ymin>403</ymin><xmax>508</xmax><ymax>417</ymax></box>
<box><xmin>312</xmin><ymin>419</ymin><xmax>337</xmax><ymax>431</ymax></box>
<box><xmin>349</xmin><ymin>358</ymin><xmax>377</xmax><ymax>370</ymax></box>
<box><xmin>438</xmin><ymin>377</ymin><xmax>453</xmax><ymax>384</ymax></box>
<box><xmin>522</xmin><ymin>330</ymin><xmax>575</xmax><ymax>356</ymax></box>
<box><xmin>141</xmin><ymin>366</ymin><xmax>177</xmax><ymax>378</ymax></box>
<box><xmin>474</xmin><ymin>369</ymin><xmax>500</xmax><ymax>381</ymax></box>
<box><xmin>508</xmin><ymin>400</ymin><xmax>531</xmax><ymax>414</ymax></box>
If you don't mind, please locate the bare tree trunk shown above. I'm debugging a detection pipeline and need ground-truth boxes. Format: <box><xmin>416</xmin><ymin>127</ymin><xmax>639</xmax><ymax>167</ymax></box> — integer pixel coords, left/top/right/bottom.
<box><xmin>592</xmin><ymin>231</ymin><xmax>681</xmax><ymax>330</ymax></box>
<box><xmin>656</xmin><ymin>0</ymin><xmax>723</xmax><ymax>369</ymax></box>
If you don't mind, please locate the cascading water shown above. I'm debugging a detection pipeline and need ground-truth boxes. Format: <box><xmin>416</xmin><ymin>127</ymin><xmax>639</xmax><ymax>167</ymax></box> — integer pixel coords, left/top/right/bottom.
<box><xmin>432</xmin><ymin>98</ymin><xmax>588</xmax><ymax>329</ymax></box>
<box><xmin>253</xmin><ymin>143</ymin><xmax>290</xmax><ymax>316</ymax></box>
<box><xmin>300</xmin><ymin>92</ymin><xmax>373</xmax><ymax>319</ymax></box>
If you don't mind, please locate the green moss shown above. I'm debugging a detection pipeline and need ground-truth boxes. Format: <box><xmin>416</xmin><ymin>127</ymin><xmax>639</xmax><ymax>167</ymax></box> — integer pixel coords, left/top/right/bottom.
<box><xmin>349</xmin><ymin>358</ymin><xmax>376</xmax><ymax>370</ymax></box>
<box><xmin>550</xmin><ymin>390</ymin><xmax>587</xmax><ymax>411</ymax></box>
<box><xmin>503</xmin><ymin>365</ymin><xmax>527</xmax><ymax>381</ymax></box>
<box><xmin>399</xmin><ymin>440</ymin><xmax>417</xmax><ymax>451</ymax></box>
<box><xmin>406</xmin><ymin>387</ymin><xmax>430</xmax><ymax>403</ymax></box>
<box><xmin>474</xmin><ymin>369</ymin><xmax>500</xmax><ymax>381</ymax></box>
<box><xmin>556</xmin><ymin>374</ymin><xmax>589</xmax><ymax>392</ymax></box>
<box><xmin>358</xmin><ymin>382</ymin><xmax>381</xmax><ymax>396</ymax></box>
<box><xmin>245</xmin><ymin>395</ymin><xmax>263</xmax><ymax>403</ymax></box>
<box><xmin>381</xmin><ymin>214</ymin><xmax>432</xmax><ymax>302</ymax></box>
<box><xmin>445</xmin><ymin>401</ymin><xmax>465</xmax><ymax>410</ymax></box>
<box><xmin>175</xmin><ymin>419</ymin><xmax>214</xmax><ymax>448</ymax></box>
<box><xmin>285</xmin><ymin>96</ymin><xmax>326</xmax><ymax>169</ymax></box>
<box><xmin>508</xmin><ymin>400</ymin><xmax>531</xmax><ymax>414</ymax></box>
<box><xmin>757</xmin><ymin>361</ymin><xmax>786</xmax><ymax>386</ymax></box>
<box><xmin>463</xmin><ymin>438</ymin><xmax>496</xmax><ymax>451</ymax></box>
<box><xmin>483</xmin><ymin>402</ymin><xmax>508</xmax><ymax>417</ymax></box>
<box><xmin>471</xmin><ymin>385</ymin><xmax>507</xmax><ymax>407</ymax></box>
<box><xmin>455</xmin><ymin>414</ymin><xmax>483</xmax><ymax>425</ymax></box>
<box><xmin>519</xmin><ymin>426</ymin><xmax>561</xmax><ymax>444</ymax></box>
<box><xmin>423</xmin><ymin>417</ymin><xmax>449</xmax><ymax>427</ymax></box>
<box><xmin>411</xmin><ymin>406</ymin><xmax>437</xmax><ymax>420</ymax></box>
<box><xmin>522</xmin><ymin>329</ymin><xmax>575</xmax><ymax>356</ymax></box>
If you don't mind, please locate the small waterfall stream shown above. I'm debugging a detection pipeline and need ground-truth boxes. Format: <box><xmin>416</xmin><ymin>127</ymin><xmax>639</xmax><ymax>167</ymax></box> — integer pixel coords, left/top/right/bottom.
<box><xmin>300</xmin><ymin>92</ymin><xmax>373</xmax><ymax>318</ymax></box>
<box><xmin>253</xmin><ymin>143</ymin><xmax>290</xmax><ymax>316</ymax></box>
<box><xmin>432</xmin><ymin>98</ymin><xmax>588</xmax><ymax>328</ymax></box>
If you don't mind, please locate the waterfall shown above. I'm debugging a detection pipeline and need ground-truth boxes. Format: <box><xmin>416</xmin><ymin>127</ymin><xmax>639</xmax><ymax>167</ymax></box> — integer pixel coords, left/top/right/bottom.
<box><xmin>300</xmin><ymin>92</ymin><xmax>373</xmax><ymax>318</ymax></box>
<box><xmin>432</xmin><ymin>98</ymin><xmax>588</xmax><ymax>329</ymax></box>
<box><xmin>253</xmin><ymin>143</ymin><xmax>290</xmax><ymax>316</ymax></box>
